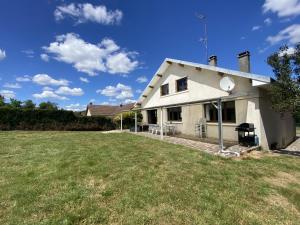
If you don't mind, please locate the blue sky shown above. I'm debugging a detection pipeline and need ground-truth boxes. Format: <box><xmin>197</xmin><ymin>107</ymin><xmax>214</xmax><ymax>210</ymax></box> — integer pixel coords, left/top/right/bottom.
<box><xmin>0</xmin><ymin>0</ymin><xmax>300</xmax><ymax>111</ymax></box>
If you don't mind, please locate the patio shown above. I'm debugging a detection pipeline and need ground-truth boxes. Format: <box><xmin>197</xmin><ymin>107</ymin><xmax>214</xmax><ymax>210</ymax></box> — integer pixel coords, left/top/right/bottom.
<box><xmin>122</xmin><ymin>113</ymin><xmax>259</xmax><ymax>157</ymax></box>
<box><xmin>134</xmin><ymin>131</ymin><xmax>259</xmax><ymax>158</ymax></box>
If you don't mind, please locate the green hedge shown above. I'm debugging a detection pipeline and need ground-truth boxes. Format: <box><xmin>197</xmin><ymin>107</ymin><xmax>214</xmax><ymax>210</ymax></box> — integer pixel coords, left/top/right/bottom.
<box><xmin>0</xmin><ymin>108</ymin><xmax>115</xmax><ymax>131</ymax></box>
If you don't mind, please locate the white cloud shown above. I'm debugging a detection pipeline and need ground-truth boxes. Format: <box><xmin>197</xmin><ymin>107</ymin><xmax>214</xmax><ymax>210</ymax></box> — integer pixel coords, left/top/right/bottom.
<box><xmin>89</xmin><ymin>98</ymin><xmax>96</xmax><ymax>103</ymax></box>
<box><xmin>263</xmin><ymin>0</ymin><xmax>300</xmax><ymax>17</ymax></box>
<box><xmin>100</xmin><ymin>38</ymin><xmax>120</xmax><ymax>52</ymax></box>
<box><xmin>40</xmin><ymin>53</ymin><xmax>50</xmax><ymax>62</ymax></box>
<box><xmin>0</xmin><ymin>49</ymin><xmax>6</xmax><ymax>61</ymax></box>
<box><xmin>16</xmin><ymin>75</ymin><xmax>31</xmax><ymax>82</ymax></box>
<box><xmin>33</xmin><ymin>90</ymin><xmax>68</xmax><ymax>100</ymax></box>
<box><xmin>101</xmin><ymin>101</ymin><xmax>118</xmax><ymax>105</ymax></box>
<box><xmin>55</xmin><ymin>86</ymin><xmax>84</xmax><ymax>96</ymax></box>
<box><xmin>44</xmin><ymin>33</ymin><xmax>106</xmax><ymax>76</ymax></box>
<box><xmin>43</xmin><ymin>33</ymin><xmax>138</xmax><ymax>76</ymax></box>
<box><xmin>54</xmin><ymin>3</ymin><xmax>122</xmax><ymax>25</ymax></box>
<box><xmin>97</xmin><ymin>83</ymin><xmax>133</xmax><ymax>100</ymax></box>
<box><xmin>252</xmin><ymin>25</ymin><xmax>261</xmax><ymax>31</ymax></box>
<box><xmin>43</xmin><ymin>86</ymin><xmax>54</xmax><ymax>91</ymax></box>
<box><xmin>136</xmin><ymin>76</ymin><xmax>148</xmax><ymax>83</ymax></box>
<box><xmin>3</xmin><ymin>83</ymin><xmax>22</xmax><ymax>89</ymax></box>
<box><xmin>22</xmin><ymin>49</ymin><xmax>34</xmax><ymax>58</ymax></box>
<box><xmin>80</xmin><ymin>77</ymin><xmax>89</xmax><ymax>83</ymax></box>
<box><xmin>279</xmin><ymin>47</ymin><xmax>296</xmax><ymax>56</ymax></box>
<box><xmin>64</xmin><ymin>103</ymin><xmax>86</xmax><ymax>111</ymax></box>
<box><xmin>106</xmin><ymin>52</ymin><xmax>138</xmax><ymax>74</ymax></box>
<box><xmin>33</xmin><ymin>84</ymin><xmax>84</xmax><ymax>102</ymax></box>
<box><xmin>240</xmin><ymin>36</ymin><xmax>246</xmax><ymax>40</ymax></box>
<box><xmin>124</xmin><ymin>99</ymin><xmax>136</xmax><ymax>104</ymax></box>
<box><xmin>264</xmin><ymin>18</ymin><xmax>272</xmax><ymax>26</ymax></box>
<box><xmin>258</xmin><ymin>46</ymin><xmax>270</xmax><ymax>54</ymax></box>
<box><xmin>0</xmin><ymin>90</ymin><xmax>15</xmax><ymax>99</ymax></box>
<box><xmin>32</xmin><ymin>74</ymin><xmax>70</xmax><ymax>86</ymax></box>
<box><xmin>266</xmin><ymin>24</ymin><xmax>300</xmax><ymax>45</ymax></box>
<box><xmin>54</xmin><ymin>3</ymin><xmax>78</xmax><ymax>21</ymax></box>
<box><xmin>136</xmin><ymin>89</ymin><xmax>142</xmax><ymax>94</ymax></box>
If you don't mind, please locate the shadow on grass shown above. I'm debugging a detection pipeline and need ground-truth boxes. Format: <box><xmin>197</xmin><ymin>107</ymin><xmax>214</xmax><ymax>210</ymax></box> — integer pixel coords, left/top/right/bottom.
<box><xmin>271</xmin><ymin>149</ymin><xmax>300</xmax><ymax>157</ymax></box>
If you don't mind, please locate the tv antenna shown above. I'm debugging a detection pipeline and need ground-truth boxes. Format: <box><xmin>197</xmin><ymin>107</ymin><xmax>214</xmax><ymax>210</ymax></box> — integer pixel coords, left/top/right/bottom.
<box><xmin>196</xmin><ymin>13</ymin><xmax>208</xmax><ymax>63</ymax></box>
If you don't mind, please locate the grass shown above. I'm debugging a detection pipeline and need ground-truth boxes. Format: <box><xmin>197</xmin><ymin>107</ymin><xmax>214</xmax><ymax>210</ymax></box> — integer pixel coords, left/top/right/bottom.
<box><xmin>0</xmin><ymin>131</ymin><xmax>299</xmax><ymax>225</ymax></box>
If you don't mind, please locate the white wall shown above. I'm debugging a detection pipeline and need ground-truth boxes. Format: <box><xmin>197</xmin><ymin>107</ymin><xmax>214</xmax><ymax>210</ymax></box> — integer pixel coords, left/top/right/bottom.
<box><xmin>259</xmin><ymin>89</ymin><xmax>296</xmax><ymax>149</ymax></box>
<box><xmin>140</xmin><ymin>63</ymin><xmax>296</xmax><ymax>149</ymax></box>
<box><xmin>142</xmin><ymin>63</ymin><xmax>256</xmax><ymax>109</ymax></box>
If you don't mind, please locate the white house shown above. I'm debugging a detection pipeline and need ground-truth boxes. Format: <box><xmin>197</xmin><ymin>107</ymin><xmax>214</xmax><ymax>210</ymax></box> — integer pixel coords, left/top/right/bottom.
<box><xmin>135</xmin><ymin>52</ymin><xmax>296</xmax><ymax>149</ymax></box>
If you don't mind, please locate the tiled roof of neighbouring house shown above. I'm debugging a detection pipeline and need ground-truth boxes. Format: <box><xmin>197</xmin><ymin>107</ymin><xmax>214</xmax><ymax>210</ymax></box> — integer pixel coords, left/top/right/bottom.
<box><xmin>86</xmin><ymin>103</ymin><xmax>135</xmax><ymax>116</ymax></box>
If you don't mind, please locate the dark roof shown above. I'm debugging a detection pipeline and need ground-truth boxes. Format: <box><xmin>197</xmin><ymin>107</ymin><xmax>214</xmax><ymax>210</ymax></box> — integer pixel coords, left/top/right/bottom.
<box><xmin>86</xmin><ymin>103</ymin><xmax>135</xmax><ymax>116</ymax></box>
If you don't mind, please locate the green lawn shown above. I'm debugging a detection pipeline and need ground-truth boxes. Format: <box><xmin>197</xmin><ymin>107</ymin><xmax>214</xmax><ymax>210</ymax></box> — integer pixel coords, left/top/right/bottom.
<box><xmin>0</xmin><ymin>131</ymin><xmax>299</xmax><ymax>225</ymax></box>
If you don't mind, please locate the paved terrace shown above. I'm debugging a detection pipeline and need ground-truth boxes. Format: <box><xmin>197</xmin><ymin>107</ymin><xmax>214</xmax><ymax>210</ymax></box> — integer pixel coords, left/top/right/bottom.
<box><xmin>133</xmin><ymin>132</ymin><xmax>258</xmax><ymax>158</ymax></box>
<box><xmin>103</xmin><ymin>130</ymin><xmax>300</xmax><ymax>157</ymax></box>
<box><xmin>271</xmin><ymin>137</ymin><xmax>300</xmax><ymax>157</ymax></box>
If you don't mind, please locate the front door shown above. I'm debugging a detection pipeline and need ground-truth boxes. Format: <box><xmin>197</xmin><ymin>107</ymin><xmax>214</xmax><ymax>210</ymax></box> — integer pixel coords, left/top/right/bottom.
<box><xmin>147</xmin><ymin>109</ymin><xmax>157</xmax><ymax>124</ymax></box>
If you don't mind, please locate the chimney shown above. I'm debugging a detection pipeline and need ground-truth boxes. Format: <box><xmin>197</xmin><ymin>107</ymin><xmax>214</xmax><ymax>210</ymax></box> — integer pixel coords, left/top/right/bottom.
<box><xmin>208</xmin><ymin>55</ymin><xmax>217</xmax><ymax>66</ymax></box>
<box><xmin>238</xmin><ymin>51</ymin><xmax>250</xmax><ymax>73</ymax></box>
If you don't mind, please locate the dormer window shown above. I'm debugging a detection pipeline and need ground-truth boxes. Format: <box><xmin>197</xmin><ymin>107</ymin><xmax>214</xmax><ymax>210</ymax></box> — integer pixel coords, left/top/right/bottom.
<box><xmin>176</xmin><ymin>77</ymin><xmax>188</xmax><ymax>92</ymax></box>
<box><xmin>160</xmin><ymin>83</ymin><xmax>169</xmax><ymax>96</ymax></box>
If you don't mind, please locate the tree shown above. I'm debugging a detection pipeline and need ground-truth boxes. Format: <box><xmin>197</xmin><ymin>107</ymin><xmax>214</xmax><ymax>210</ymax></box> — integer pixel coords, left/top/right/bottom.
<box><xmin>267</xmin><ymin>44</ymin><xmax>300</xmax><ymax>114</ymax></box>
<box><xmin>0</xmin><ymin>95</ymin><xmax>5</xmax><ymax>107</ymax></box>
<box><xmin>23</xmin><ymin>100</ymin><xmax>36</xmax><ymax>109</ymax></box>
<box><xmin>39</xmin><ymin>101</ymin><xmax>58</xmax><ymax>110</ymax></box>
<box><xmin>9</xmin><ymin>98</ymin><xmax>22</xmax><ymax>108</ymax></box>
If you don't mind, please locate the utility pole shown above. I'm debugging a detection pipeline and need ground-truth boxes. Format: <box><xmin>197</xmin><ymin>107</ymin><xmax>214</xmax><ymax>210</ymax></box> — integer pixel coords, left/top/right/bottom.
<box><xmin>120</xmin><ymin>104</ymin><xmax>123</xmax><ymax>131</ymax></box>
<box><xmin>196</xmin><ymin>13</ymin><xmax>208</xmax><ymax>63</ymax></box>
<box><xmin>217</xmin><ymin>98</ymin><xmax>224</xmax><ymax>151</ymax></box>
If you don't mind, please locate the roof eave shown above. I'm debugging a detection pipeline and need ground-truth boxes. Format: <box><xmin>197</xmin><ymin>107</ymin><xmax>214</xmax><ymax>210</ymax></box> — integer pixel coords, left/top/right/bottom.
<box><xmin>138</xmin><ymin>58</ymin><xmax>272</xmax><ymax>104</ymax></box>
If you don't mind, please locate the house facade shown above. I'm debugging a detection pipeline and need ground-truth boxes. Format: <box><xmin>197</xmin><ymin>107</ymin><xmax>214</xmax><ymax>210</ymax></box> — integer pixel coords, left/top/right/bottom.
<box><xmin>136</xmin><ymin>52</ymin><xmax>296</xmax><ymax>149</ymax></box>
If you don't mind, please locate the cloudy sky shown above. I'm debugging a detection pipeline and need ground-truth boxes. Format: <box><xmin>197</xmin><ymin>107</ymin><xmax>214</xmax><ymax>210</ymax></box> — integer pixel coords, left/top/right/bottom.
<box><xmin>0</xmin><ymin>0</ymin><xmax>300</xmax><ymax>111</ymax></box>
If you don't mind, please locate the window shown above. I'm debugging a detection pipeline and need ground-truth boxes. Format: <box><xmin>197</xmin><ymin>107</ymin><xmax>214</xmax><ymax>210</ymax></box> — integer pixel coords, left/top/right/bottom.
<box><xmin>167</xmin><ymin>107</ymin><xmax>182</xmax><ymax>121</ymax></box>
<box><xmin>204</xmin><ymin>101</ymin><xmax>236</xmax><ymax>123</ymax></box>
<box><xmin>223</xmin><ymin>101</ymin><xmax>236</xmax><ymax>123</ymax></box>
<box><xmin>147</xmin><ymin>110</ymin><xmax>157</xmax><ymax>124</ymax></box>
<box><xmin>176</xmin><ymin>77</ymin><xmax>188</xmax><ymax>92</ymax></box>
<box><xmin>160</xmin><ymin>84</ymin><xmax>169</xmax><ymax>96</ymax></box>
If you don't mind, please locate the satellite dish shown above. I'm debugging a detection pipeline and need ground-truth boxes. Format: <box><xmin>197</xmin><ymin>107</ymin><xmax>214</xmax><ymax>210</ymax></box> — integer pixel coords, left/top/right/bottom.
<box><xmin>220</xmin><ymin>76</ymin><xmax>235</xmax><ymax>92</ymax></box>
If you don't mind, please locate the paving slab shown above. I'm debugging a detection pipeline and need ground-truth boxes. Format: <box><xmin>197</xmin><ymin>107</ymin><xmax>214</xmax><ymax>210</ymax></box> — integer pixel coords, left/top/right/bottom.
<box><xmin>134</xmin><ymin>132</ymin><xmax>255</xmax><ymax>157</ymax></box>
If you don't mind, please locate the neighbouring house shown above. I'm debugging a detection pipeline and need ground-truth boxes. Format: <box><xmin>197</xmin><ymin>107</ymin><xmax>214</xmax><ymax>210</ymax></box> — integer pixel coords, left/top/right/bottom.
<box><xmin>135</xmin><ymin>51</ymin><xmax>296</xmax><ymax>149</ymax></box>
<box><xmin>86</xmin><ymin>103</ymin><xmax>135</xmax><ymax>117</ymax></box>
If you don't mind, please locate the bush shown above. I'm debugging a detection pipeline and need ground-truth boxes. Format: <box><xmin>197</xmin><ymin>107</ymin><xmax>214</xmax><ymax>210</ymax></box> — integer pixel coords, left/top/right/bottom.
<box><xmin>0</xmin><ymin>108</ymin><xmax>115</xmax><ymax>131</ymax></box>
<box><xmin>113</xmin><ymin>111</ymin><xmax>143</xmax><ymax>129</ymax></box>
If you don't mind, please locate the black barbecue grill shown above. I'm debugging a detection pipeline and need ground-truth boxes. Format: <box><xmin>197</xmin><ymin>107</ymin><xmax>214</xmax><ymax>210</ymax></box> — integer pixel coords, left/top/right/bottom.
<box><xmin>235</xmin><ymin>123</ymin><xmax>257</xmax><ymax>146</ymax></box>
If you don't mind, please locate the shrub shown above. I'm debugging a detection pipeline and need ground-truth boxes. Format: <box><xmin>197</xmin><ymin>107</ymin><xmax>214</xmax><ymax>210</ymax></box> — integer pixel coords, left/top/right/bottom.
<box><xmin>113</xmin><ymin>111</ymin><xmax>143</xmax><ymax>129</ymax></box>
<box><xmin>0</xmin><ymin>108</ymin><xmax>115</xmax><ymax>131</ymax></box>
